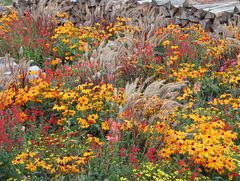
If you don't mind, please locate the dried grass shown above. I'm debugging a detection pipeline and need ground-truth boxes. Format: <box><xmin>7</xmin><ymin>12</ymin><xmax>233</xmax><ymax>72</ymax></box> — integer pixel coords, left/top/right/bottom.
<box><xmin>84</xmin><ymin>0</ymin><xmax>170</xmax><ymax>78</ymax></box>
<box><xmin>0</xmin><ymin>54</ymin><xmax>33</xmax><ymax>90</ymax></box>
<box><xmin>88</xmin><ymin>27</ymin><xmax>167</xmax><ymax>84</ymax></box>
<box><xmin>121</xmin><ymin>78</ymin><xmax>187</xmax><ymax>123</ymax></box>
<box><xmin>14</xmin><ymin>0</ymin><xmax>71</xmax><ymax>25</ymax></box>
<box><xmin>95</xmin><ymin>0</ymin><xmax>168</xmax><ymax>45</ymax></box>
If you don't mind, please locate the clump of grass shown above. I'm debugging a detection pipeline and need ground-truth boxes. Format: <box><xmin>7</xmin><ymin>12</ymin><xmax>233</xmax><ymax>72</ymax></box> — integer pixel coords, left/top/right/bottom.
<box><xmin>0</xmin><ymin>54</ymin><xmax>33</xmax><ymax>90</ymax></box>
<box><xmin>122</xmin><ymin>77</ymin><xmax>186</xmax><ymax>123</ymax></box>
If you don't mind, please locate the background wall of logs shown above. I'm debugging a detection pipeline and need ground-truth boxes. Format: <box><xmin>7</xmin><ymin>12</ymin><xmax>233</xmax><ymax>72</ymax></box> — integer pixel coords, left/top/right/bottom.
<box><xmin>12</xmin><ymin>0</ymin><xmax>240</xmax><ymax>32</ymax></box>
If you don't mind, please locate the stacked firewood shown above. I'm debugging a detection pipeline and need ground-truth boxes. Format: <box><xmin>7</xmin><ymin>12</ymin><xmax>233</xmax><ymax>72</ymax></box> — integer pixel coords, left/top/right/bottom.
<box><xmin>12</xmin><ymin>0</ymin><xmax>240</xmax><ymax>31</ymax></box>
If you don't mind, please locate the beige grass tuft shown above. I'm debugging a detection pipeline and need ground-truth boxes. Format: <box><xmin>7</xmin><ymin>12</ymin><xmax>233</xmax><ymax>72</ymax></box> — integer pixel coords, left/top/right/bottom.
<box><xmin>121</xmin><ymin>78</ymin><xmax>187</xmax><ymax>123</ymax></box>
<box><xmin>0</xmin><ymin>54</ymin><xmax>33</xmax><ymax>90</ymax></box>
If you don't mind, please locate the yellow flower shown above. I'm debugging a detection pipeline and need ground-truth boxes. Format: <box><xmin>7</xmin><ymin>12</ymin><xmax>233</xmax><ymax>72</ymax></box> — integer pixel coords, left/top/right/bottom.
<box><xmin>20</xmin><ymin>112</ymin><xmax>28</xmax><ymax>121</ymax></box>
<box><xmin>26</xmin><ymin>163</ymin><xmax>37</xmax><ymax>172</ymax></box>
<box><xmin>34</xmin><ymin>158</ymin><xmax>46</xmax><ymax>167</ymax></box>
<box><xmin>101</xmin><ymin>121</ymin><xmax>110</xmax><ymax>130</ymax></box>
<box><xmin>76</xmin><ymin>103</ymin><xmax>88</xmax><ymax>111</ymax></box>
<box><xmin>42</xmin><ymin>164</ymin><xmax>55</xmax><ymax>173</ymax></box>
<box><xmin>15</xmin><ymin>153</ymin><xmax>28</xmax><ymax>160</ymax></box>
<box><xmin>229</xmin><ymin>75</ymin><xmax>240</xmax><ymax>84</ymax></box>
<box><xmin>206</xmin><ymin>157</ymin><xmax>224</xmax><ymax>171</ymax></box>
<box><xmin>69</xmin><ymin>44</ymin><xmax>76</xmax><ymax>49</ymax></box>
<box><xmin>83</xmin><ymin>151</ymin><xmax>93</xmax><ymax>157</ymax></box>
<box><xmin>171</xmin><ymin>45</ymin><xmax>179</xmax><ymax>50</ymax></box>
<box><xmin>162</xmin><ymin>40</ymin><xmax>170</xmax><ymax>47</ymax></box>
<box><xmin>68</xmin><ymin>165</ymin><xmax>81</xmax><ymax>173</ymax></box>
<box><xmin>87</xmin><ymin>136</ymin><xmax>102</xmax><ymax>145</ymax></box>
<box><xmin>56</xmin><ymin>12</ymin><xmax>68</xmax><ymax>18</ymax></box>
<box><xmin>77</xmin><ymin>118</ymin><xmax>90</xmax><ymax>128</ymax></box>
<box><xmin>169</xmin><ymin>55</ymin><xmax>179</xmax><ymax>62</ymax></box>
<box><xmin>78</xmin><ymin>96</ymin><xmax>89</xmax><ymax>105</ymax></box>
<box><xmin>12</xmin><ymin>158</ymin><xmax>24</xmax><ymax>165</ymax></box>
<box><xmin>76</xmin><ymin>157</ymin><xmax>86</xmax><ymax>164</ymax></box>
<box><xmin>53</xmin><ymin>104</ymin><xmax>67</xmax><ymax>111</ymax></box>
<box><xmin>27</xmin><ymin>152</ymin><xmax>36</xmax><ymax>157</ymax></box>
<box><xmin>52</xmin><ymin>47</ymin><xmax>58</xmax><ymax>52</ymax></box>
<box><xmin>56</xmin><ymin>157</ymin><xmax>69</xmax><ymax>164</ymax></box>
<box><xmin>120</xmin><ymin>120</ymin><xmax>133</xmax><ymax>130</ymax></box>
<box><xmin>87</xmin><ymin>114</ymin><xmax>99</xmax><ymax>124</ymax></box>
<box><xmin>224</xmin><ymin>131</ymin><xmax>238</xmax><ymax>140</ymax></box>
<box><xmin>62</xmin><ymin>39</ymin><xmax>70</xmax><ymax>44</ymax></box>
<box><xmin>167</xmin><ymin>24</ymin><xmax>176</xmax><ymax>30</ymax></box>
<box><xmin>51</xmin><ymin>58</ymin><xmax>61</xmax><ymax>66</ymax></box>
<box><xmin>62</xmin><ymin>109</ymin><xmax>76</xmax><ymax>117</ymax></box>
<box><xmin>62</xmin><ymin>91</ymin><xmax>77</xmax><ymax>100</ymax></box>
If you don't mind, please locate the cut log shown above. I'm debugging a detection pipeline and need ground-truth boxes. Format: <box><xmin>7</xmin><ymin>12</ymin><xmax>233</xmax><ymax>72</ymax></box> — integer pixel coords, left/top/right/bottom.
<box><xmin>188</xmin><ymin>22</ymin><xmax>197</xmax><ymax>27</ymax></box>
<box><xmin>181</xmin><ymin>19</ymin><xmax>189</xmax><ymax>26</ymax></box>
<box><xmin>158</xmin><ymin>6</ymin><xmax>167</xmax><ymax>16</ymax></box>
<box><xmin>169</xmin><ymin>5</ymin><xmax>177</xmax><ymax>17</ymax></box>
<box><xmin>205</xmin><ymin>11</ymin><xmax>216</xmax><ymax>19</ymax></box>
<box><xmin>69</xmin><ymin>16</ymin><xmax>76</xmax><ymax>24</ymax></box>
<box><xmin>232</xmin><ymin>14</ymin><xmax>240</xmax><ymax>26</ymax></box>
<box><xmin>188</xmin><ymin>15</ymin><xmax>200</xmax><ymax>23</ymax></box>
<box><xmin>221</xmin><ymin>12</ymin><xmax>233</xmax><ymax>23</ymax></box>
<box><xmin>233</xmin><ymin>6</ymin><xmax>240</xmax><ymax>14</ymax></box>
<box><xmin>190</xmin><ymin>7</ymin><xmax>198</xmax><ymax>13</ymax></box>
<box><xmin>180</xmin><ymin>10</ymin><xmax>188</xmax><ymax>19</ymax></box>
<box><xmin>194</xmin><ymin>9</ymin><xmax>207</xmax><ymax>19</ymax></box>
<box><xmin>12</xmin><ymin>0</ymin><xmax>240</xmax><ymax>30</ymax></box>
<box><xmin>159</xmin><ymin>6</ymin><xmax>170</xmax><ymax>17</ymax></box>
<box><xmin>90</xmin><ymin>0</ymin><xmax>97</xmax><ymax>7</ymax></box>
<box><xmin>151</xmin><ymin>0</ymin><xmax>158</xmax><ymax>6</ymax></box>
<box><xmin>186</xmin><ymin>9</ymin><xmax>194</xmax><ymax>16</ymax></box>
<box><xmin>174</xmin><ymin>7</ymin><xmax>184</xmax><ymax>17</ymax></box>
<box><xmin>199</xmin><ymin>19</ymin><xmax>212</xmax><ymax>31</ymax></box>
<box><xmin>161</xmin><ymin>18</ymin><xmax>172</xmax><ymax>27</ymax></box>
<box><xmin>212</xmin><ymin>18</ymin><xmax>220</xmax><ymax>31</ymax></box>
<box><xmin>164</xmin><ymin>1</ymin><xmax>172</xmax><ymax>10</ymax></box>
<box><xmin>174</xmin><ymin>18</ymin><xmax>182</xmax><ymax>25</ymax></box>
<box><xmin>153</xmin><ymin>6</ymin><xmax>159</xmax><ymax>15</ymax></box>
<box><xmin>183</xmin><ymin>0</ymin><xmax>192</xmax><ymax>9</ymax></box>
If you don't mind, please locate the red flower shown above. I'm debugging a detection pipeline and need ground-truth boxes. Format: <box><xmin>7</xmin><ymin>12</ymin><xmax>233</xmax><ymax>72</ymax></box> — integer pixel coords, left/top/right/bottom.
<box><xmin>191</xmin><ymin>171</ymin><xmax>199</xmax><ymax>181</ymax></box>
<box><xmin>0</xmin><ymin>105</ymin><xmax>23</xmax><ymax>150</ymax></box>
<box><xmin>145</xmin><ymin>147</ymin><xmax>156</xmax><ymax>162</ymax></box>
<box><xmin>43</xmin><ymin>125</ymin><xmax>51</xmax><ymax>132</ymax></box>
<box><xmin>178</xmin><ymin>159</ymin><xmax>187</xmax><ymax>167</ymax></box>
<box><xmin>119</xmin><ymin>147</ymin><xmax>126</xmax><ymax>157</ymax></box>
<box><xmin>129</xmin><ymin>145</ymin><xmax>140</xmax><ymax>163</ymax></box>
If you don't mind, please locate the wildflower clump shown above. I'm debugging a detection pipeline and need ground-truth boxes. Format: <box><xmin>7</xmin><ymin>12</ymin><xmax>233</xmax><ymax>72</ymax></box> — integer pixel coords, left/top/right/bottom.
<box><xmin>0</xmin><ymin>10</ymin><xmax>55</xmax><ymax>66</ymax></box>
<box><xmin>51</xmin><ymin>17</ymin><xmax>137</xmax><ymax>63</ymax></box>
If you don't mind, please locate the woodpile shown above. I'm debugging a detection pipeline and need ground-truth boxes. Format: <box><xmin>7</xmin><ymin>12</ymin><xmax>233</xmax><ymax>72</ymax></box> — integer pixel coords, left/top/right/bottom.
<box><xmin>12</xmin><ymin>0</ymin><xmax>240</xmax><ymax>32</ymax></box>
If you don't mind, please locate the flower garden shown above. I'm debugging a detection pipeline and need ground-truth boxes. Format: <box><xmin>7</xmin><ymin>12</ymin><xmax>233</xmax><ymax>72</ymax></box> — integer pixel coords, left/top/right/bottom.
<box><xmin>0</xmin><ymin>3</ymin><xmax>240</xmax><ymax>181</ymax></box>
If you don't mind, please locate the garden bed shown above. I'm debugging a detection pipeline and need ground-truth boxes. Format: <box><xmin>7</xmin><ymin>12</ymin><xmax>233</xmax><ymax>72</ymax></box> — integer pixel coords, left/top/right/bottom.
<box><xmin>0</xmin><ymin>0</ymin><xmax>239</xmax><ymax>180</ymax></box>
